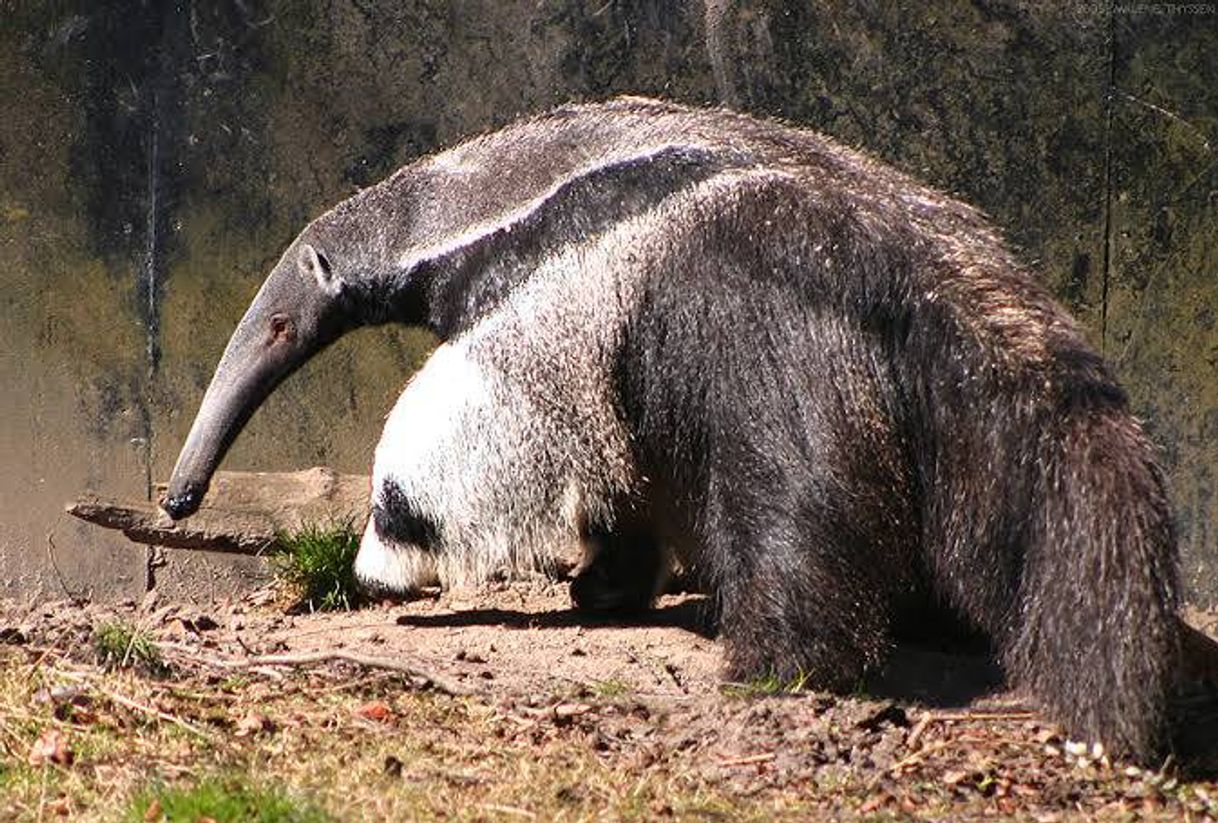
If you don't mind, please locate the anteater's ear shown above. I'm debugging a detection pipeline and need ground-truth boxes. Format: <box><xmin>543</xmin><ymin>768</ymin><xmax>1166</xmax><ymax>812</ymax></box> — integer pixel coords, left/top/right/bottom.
<box><xmin>297</xmin><ymin>243</ymin><xmax>343</xmax><ymax>295</ymax></box>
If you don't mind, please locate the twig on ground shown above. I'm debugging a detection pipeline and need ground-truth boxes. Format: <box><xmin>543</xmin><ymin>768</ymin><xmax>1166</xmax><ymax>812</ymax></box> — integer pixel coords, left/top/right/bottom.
<box><xmin>55</xmin><ymin>670</ymin><xmax>214</xmax><ymax>741</ymax></box>
<box><xmin>717</xmin><ymin>752</ymin><xmax>776</xmax><ymax>767</ymax></box>
<box><xmin>926</xmin><ymin>710</ymin><xmax>1035</xmax><ymax>723</ymax></box>
<box><xmin>0</xmin><ymin>716</ymin><xmax>27</xmax><ymax>757</ymax></box>
<box><xmin>905</xmin><ymin>709</ymin><xmax>934</xmax><ymax>749</ymax></box>
<box><xmin>195</xmin><ymin>650</ymin><xmax>474</xmax><ymax>697</ymax></box>
<box><xmin>104</xmin><ymin>687</ymin><xmax>215</xmax><ymax>741</ymax></box>
<box><xmin>889</xmin><ymin>739</ymin><xmax>951</xmax><ymax>774</ymax></box>
<box><xmin>249</xmin><ymin>666</ymin><xmax>288</xmax><ymax>681</ymax></box>
<box><xmin>27</xmin><ymin>640</ymin><xmax>73</xmax><ymax>670</ymax></box>
<box><xmin>476</xmin><ymin>803</ymin><xmax>535</xmax><ymax>819</ymax></box>
<box><xmin>44</xmin><ymin>530</ymin><xmax>86</xmax><ymax>604</ymax></box>
<box><xmin>36</xmin><ymin>762</ymin><xmax>49</xmax><ymax>823</ymax></box>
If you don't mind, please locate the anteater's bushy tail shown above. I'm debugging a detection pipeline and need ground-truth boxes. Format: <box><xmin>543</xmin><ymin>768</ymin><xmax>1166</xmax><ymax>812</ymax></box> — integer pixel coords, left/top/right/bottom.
<box><xmin>1002</xmin><ymin>404</ymin><xmax>1180</xmax><ymax>759</ymax></box>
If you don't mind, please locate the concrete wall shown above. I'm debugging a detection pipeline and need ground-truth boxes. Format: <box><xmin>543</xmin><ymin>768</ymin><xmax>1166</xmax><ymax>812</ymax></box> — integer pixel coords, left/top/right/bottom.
<box><xmin>2</xmin><ymin>2</ymin><xmax>1216</xmax><ymax>603</ymax></box>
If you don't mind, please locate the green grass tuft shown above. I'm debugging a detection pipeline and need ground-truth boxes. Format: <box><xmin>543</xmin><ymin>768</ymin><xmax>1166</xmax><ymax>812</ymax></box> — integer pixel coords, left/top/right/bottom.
<box><xmin>128</xmin><ymin>776</ymin><xmax>329</xmax><ymax>823</ymax></box>
<box><xmin>273</xmin><ymin>521</ymin><xmax>363</xmax><ymax>612</ymax></box>
<box><xmin>720</xmin><ymin>669</ymin><xmax>811</xmax><ymax>698</ymax></box>
<box><xmin>93</xmin><ymin>620</ymin><xmax>167</xmax><ymax>675</ymax></box>
<box><xmin>590</xmin><ymin>679</ymin><xmax>631</xmax><ymax>698</ymax></box>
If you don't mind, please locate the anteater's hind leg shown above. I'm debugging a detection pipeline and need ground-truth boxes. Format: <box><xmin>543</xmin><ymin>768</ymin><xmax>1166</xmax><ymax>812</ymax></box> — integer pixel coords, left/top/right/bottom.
<box><xmin>699</xmin><ymin>475</ymin><xmax>908</xmax><ymax>691</ymax></box>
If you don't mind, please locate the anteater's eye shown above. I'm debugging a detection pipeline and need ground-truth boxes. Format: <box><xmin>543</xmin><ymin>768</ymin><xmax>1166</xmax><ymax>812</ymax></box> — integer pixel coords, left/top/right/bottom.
<box><xmin>269</xmin><ymin>313</ymin><xmax>295</xmax><ymax>343</ymax></box>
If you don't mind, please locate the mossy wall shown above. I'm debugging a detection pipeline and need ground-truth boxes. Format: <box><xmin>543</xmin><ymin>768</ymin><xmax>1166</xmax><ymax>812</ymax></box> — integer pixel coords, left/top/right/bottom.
<box><xmin>2</xmin><ymin>2</ymin><xmax>1216</xmax><ymax>603</ymax></box>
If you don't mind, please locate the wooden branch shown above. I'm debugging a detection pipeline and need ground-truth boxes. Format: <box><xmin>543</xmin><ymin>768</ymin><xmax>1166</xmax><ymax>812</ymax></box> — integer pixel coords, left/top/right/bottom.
<box><xmin>67</xmin><ymin>495</ymin><xmax>277</xmax><ymax>554</ymax></box>
<box><xmin>56</xmin><ymin>670</ymin><xmax>215</xmax><ymax>741</ymax></box>
<box><xmin>194</xmin><ymin>650</ymin><xmax>475</xmax><ymax>697</ymax></box>
<box><xmin>65</xmin><ymin>468</ymin><xmax>371</xmax><ymax>555</ymax></box>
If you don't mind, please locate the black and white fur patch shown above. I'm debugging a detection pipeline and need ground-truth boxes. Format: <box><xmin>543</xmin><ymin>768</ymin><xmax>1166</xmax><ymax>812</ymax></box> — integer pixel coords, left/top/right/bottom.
<box><xmin>324</xmin><ymin>97</ymin><xmax>1178</xmax><ymax>759</ymax></box>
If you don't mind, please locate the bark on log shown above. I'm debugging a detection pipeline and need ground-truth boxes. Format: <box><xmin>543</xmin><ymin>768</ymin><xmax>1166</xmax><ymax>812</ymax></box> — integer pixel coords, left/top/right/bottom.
<box><xmin>66</xmin><ymin>468</ymin><xmax>370</xmax><ymax>554</ymax></box>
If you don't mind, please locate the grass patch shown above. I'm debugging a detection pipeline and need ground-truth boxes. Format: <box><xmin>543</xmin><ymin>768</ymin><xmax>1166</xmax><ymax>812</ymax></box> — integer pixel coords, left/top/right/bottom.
<box><xmin>93</xmin><ymin>620</ymin><xmax>167</xmax><ymax>675</ymax></box>
<box><xmin>720</xmin><ymin>669</ymin><xmax>811</xmax><ymax>698</ymax></box>
<box><xmin>590</xmin><ymin>679</ymin><xmax>631</xmax><ymax>698</ymax></box>
<box><xmin>273</xmin><ymin>521</ymin><xmax>362</xmax><ymax>612</ymax></box>
<box><xmin>128</xmin><ymin>776</ymin><xmax>329</xmax><ymax>823</ymax></box>
<box><xmin>0</xmin><ymin>642</ymin><xmax>799</xmax><ymax>822</ymax></box>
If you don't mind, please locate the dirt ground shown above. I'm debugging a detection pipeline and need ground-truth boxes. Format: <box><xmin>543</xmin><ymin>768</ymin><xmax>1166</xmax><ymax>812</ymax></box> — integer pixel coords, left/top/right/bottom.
<box><xmin>3</xmin><ymin>580</ymin><xmax>1218</xmax><ymax>820</ymax></box>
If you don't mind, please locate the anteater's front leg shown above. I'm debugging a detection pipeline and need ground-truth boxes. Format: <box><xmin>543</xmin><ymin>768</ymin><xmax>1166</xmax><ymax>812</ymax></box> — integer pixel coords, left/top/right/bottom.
<box><xmin>353</xmin><ymin>339</ymin><xmax>634</xmax><ymax>597</ymax></box>
<box><xmin>569</xmin><ymin>522</ymin><xmax>669</xmax><ymax>614</ymax></box>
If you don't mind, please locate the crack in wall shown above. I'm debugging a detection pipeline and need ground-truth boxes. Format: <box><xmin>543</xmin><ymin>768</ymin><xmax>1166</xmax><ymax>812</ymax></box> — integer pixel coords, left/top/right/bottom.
<box><xmin>142</xmin><ymin>88</ymin><xmax>162</xmax><ymax>499</ymax></box>
<box><xmin>1100</xmin><ymin>5</ymin><xmax>1117</xmax><ymax>354</ymax></box>
<box><xmin>704</xmin><ymin>0</ymin><xmax>738</xmax><ymax>106</ymax></box>
<box><xmin>140</xmin><ymin>86</ymin><xmax>162</xmax><ymax>592</ymax></box>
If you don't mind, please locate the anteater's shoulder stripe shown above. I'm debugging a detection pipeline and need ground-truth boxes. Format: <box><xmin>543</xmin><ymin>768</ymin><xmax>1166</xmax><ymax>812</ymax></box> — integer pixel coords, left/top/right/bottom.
<box><xmin>394</xmin><ymin>143</ymin><xmax>734</xmax><ymax>274</ymax></box>
<box><xmin>415</xmin><ymin>143</ymin><xmax>758</xmax><ymax>335</ymax></box>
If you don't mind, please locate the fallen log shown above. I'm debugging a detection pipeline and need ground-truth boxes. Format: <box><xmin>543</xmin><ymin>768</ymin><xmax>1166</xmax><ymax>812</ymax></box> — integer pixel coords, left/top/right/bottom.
<box><xmin>66</xmin><ymin>467</ymin><xmax>370</xmax><ymax>555</ymax></box>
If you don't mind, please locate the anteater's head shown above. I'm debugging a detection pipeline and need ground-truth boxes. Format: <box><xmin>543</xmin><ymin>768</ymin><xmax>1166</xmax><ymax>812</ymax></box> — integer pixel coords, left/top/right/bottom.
<box><xmin>161</xmin><ymin>213</ymin><xmax>393</xmax><ymax>519</ymax></box>
<box><xmin>160</xmin><ymin>98</ymin><xmax>694</xmax><ymax>520</ymax></box>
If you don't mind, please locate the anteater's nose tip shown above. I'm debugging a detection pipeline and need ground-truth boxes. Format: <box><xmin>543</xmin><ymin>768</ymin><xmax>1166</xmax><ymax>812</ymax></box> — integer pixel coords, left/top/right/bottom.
<box><xmin>160</xmin><ymin>487</ymin><xmax>200</xmax><ymax>520</ymax></box>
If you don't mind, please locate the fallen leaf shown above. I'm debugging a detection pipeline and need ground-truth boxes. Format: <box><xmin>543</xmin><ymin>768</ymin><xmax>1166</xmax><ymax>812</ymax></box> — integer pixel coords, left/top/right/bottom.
<box><xmin>355</xmin><ymin>701</ymin><xmax>393</xmax><ymax>722</ymax></box>
<box><xmin>45</xmin><ymin>795</ymin><xmax>71</xmax><ymax>816</ymax></box>
<box><xmin>143</xmin><ymin>798</ymin><xmax>162</xmax><ymax>821</ymax></box>
<box><xmin>234</xmin><ymin>712</ymin><xmax>274</xmax><ymax>737</ymax></box>
<box><xmin>28</xmin><ymin>728</ymin><xmax>73</xmax><ymax>766</ymax></box>
<box><xmin>942</xmin><ymin>769</ymin><xmax>971</xmax><ymax>786</ymax></box>
<box><xmin>1032</xmin><ymin>727</ymin><xmax>1060</xmax><ymax>744</ymax></box>
<box><xmin>859</xmin><ymin>793</ymin><xmax>890</xmax><ymax>813</ymax></box>
<box><xmin>34</xmin><ymin>684</ymin><xmax>90</xmax><ymax>707</ymax></box>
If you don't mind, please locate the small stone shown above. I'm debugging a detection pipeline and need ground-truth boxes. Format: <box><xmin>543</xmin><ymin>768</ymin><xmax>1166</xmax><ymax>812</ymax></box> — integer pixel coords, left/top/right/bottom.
<box><xmin>193</xmin><ymin>614</ymin><xmax>219</xmax><ymax>631</ymax></box>
<box><xmin>554</xmin><ymin>703</ymin><xmax>593</xmax><ymax>719</ymax></box>
<box><xmin>1064</xmin><ymin>740</ymin><xmax>1088</xmax><ymax>757</ymax></box>
<box><xmin>942</xmin><ymin>769</ymin><xmax>970</xmax><ymax>786</ymax></box>
<box><xmin>0</xmin><ymin>627</ymin><xmax>26</xmax><ymax>644</ymax></box>
<box><xmin>44</xmin><ymin>795</ymin><xmax>70</xmax><ymax>817</ymax></box>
